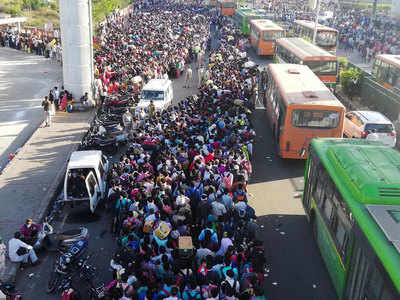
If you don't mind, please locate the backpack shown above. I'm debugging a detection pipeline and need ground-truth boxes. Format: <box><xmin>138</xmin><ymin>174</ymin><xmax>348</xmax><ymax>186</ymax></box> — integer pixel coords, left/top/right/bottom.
<box><xmin>143</xmin><ymin>219</ymin><xmax>154</xmax><ymax>233</ymax></box>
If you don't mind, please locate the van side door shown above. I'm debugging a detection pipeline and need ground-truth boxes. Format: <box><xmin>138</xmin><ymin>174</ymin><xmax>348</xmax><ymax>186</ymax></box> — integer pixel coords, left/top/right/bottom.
<box><xmin>85</xmin><ymin>171</ymin><xmax>100</xmax><ymax>213</ymax></box>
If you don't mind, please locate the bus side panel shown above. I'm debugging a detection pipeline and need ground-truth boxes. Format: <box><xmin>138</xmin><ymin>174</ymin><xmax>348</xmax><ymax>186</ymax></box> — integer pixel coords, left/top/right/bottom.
<box><xmin>312</xmin><ymin>200</ymin><xmax>347</xmax><ymax>297</ymax></box>
<box><xmin>318</xmin><ymin>75</ymin><xmax>337</xmax><ymax>85</ymax></box>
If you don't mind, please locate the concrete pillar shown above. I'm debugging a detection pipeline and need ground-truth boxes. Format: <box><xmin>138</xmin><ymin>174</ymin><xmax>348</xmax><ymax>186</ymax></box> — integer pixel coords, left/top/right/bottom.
<box><xmin>59</xmin><ymin>0</ymin><xmax>94</xmax><ymax>105</ymax></box>
<box><xmin>17</xmin><ymin>22</ymin><xmax>21</xmax><ymax>33</ymax></box>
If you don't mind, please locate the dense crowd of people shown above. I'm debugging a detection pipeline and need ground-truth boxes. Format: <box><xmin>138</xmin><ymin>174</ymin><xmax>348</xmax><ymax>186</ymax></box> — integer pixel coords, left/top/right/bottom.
<box><xmin>93</xmin><ymin>2</ymin><xmax>264</xmax><ymax>300</ymax></box>
<box><xmin>93</xmin><ymin>3</ymin><xmax>211</xmax><ymax>99</ymax></box>
<box><xmin>0</xmin><ymin>29</ymin><xmax>61</xmax><ymax>63</ymax></box>
<box><xmin>266</xmin><ymin>0</ymin><xmax>400</xmax><ymax>62</ymax></box>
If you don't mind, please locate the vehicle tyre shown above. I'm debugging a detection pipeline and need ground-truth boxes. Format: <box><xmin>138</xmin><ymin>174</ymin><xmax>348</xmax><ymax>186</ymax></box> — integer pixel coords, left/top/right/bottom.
<box><xmin>47</xmin><ymin>272</ymin><xmax>61</xmax><ymax>294</ymax></box>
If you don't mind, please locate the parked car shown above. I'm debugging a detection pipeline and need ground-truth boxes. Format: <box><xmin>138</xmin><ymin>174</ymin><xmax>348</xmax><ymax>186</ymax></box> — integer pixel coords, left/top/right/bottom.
<box><xmin>343</xmin><ymin>111</ymin><xmax>397</xmax><ymax>147</ymax></box>
<box><xmin>62</xmin><ymin>150</ymin><xmax>109</xmax><ymax>213</ymax></box>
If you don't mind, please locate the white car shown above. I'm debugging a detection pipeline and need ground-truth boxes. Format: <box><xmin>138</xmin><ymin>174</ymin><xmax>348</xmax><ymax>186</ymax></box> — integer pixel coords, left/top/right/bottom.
<box><xmin>343</xmin><ymin>111</ymin><xmax>397</xmax><ymax>147</ymax></box>
<box><xmin>136</xmin><ymin>79</ymin><xmax>173</xmax><ymax>112</ymax></box>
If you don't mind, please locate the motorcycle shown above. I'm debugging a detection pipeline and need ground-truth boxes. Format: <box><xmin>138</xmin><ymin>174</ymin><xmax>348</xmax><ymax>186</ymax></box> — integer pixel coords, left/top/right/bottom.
<box><xmin>0</xmin><ymin>282</ymin><xmax>22</xmax><ymax>300</ymax></box>
<box><xmin>47</xmin><ymin>239</ymin><xmax>88</xmax><ymax>294</ymax></box>
<box><xmin>42</xmin><ymin>227</ymin><xmax>89</xmax><ymax>252</ymax></box>
<box><xmin>77</xmin><ymin>258</ymin><xmax>105</xmax><ymax>299</ymax></box>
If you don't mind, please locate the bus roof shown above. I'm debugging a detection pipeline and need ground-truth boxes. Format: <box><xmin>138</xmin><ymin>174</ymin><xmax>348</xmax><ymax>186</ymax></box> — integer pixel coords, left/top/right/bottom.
<box><xmin>276</xmin><ymin>38</ymin><xmax>336</xmax><ymax>60</ymax></box>
<box><xmin>294</xmin><ymin>19</ymin><xmax>338</xmax><ymax>32</ymax></box>
<box><xmin>376</xmin><ymin>54</ymin><xmax>400</xmax><ymax>68</ymax></box>
<box><xmin>311</xmin><ymin>138</ymin><xmax>400</xmax><ymax>293</ymax></box>
<box><xmin>250</xmin><ymin>19</ymin><xmax>283</xmax><ymax>31</ymax></box>
<box><xmin>268</xmin><ymin>64</ymin><xmax>344</xmax><ymax>107</ymax></box>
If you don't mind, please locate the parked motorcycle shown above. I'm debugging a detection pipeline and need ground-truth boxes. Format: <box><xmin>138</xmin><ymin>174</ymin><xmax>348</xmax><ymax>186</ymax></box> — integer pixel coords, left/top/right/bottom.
<box><xmin>43</xmin><ymin>227</ymin><xmax>89</xmax><ymax>252</ymax></box>
<box><xmin>47</xmin><ymin>239</ymin><xmax>88</xmax><ymax>294</ymax></box>
<box><xmin>77</xmin><ymin>258</ymin><xmax>105</xmax><ymax>299</ymax></box>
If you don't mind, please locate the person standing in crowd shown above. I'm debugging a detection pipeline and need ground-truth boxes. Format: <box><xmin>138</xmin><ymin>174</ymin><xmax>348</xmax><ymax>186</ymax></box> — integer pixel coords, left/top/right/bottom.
<box><xmin>41</xmin><ymin>96</ymin><xmax>51</xmax><ymax>127</ymax></box>
<box><xmin>185</xmin><ymin>65</ymin><xmax>193</xmax><ymax>88</ymax></box>
<box><xmin>198</xmin><ymin>66</ymin><xmax>204</xmax><ymax>88</ymax></box>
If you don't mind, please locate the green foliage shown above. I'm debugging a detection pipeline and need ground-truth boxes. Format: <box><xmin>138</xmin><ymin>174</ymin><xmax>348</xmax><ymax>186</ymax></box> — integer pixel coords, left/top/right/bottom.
<box><xmin>49</xmin><ymin>1</ymin><xmax>58</xmax><ymax>11</ymax></box>
<box><xmin>92</xmin><ymin>0</ymin><xmax>130</xmax><ymax>24</ymax></box>
<box><xmin>340</xmin><ymin>67</ymin><xmax>362</xmax><ymax>98</ymax></box>
<box><xmin>338</xmin><ymin>57</ymin><xmax>348</xmax><ymax>70</ymax></box>
<box><xmin>7</xmin><ymin>4</ymin><xmax>22</xmax><ymax>16</ymax></box>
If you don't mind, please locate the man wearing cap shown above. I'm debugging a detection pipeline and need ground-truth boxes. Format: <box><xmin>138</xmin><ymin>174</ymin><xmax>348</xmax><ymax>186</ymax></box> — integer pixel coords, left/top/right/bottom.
<box><xmin>20</xmin><ymin>219</ymin><xmax>42</xmax><ymax>245</ymax></box>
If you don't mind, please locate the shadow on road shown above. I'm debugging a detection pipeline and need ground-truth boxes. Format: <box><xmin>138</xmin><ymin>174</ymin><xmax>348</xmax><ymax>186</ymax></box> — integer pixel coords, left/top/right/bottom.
<box><xmin>258</xmin><ymin>214</ymin><xmax>337</xmax><ymax>300</ymax></box>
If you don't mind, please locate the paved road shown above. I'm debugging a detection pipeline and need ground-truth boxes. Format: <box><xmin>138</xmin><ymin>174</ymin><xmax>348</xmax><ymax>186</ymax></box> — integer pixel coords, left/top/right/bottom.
<box><xmin>16</xmin><ymin>111</ymin><xmax>336</xmax><ymax>300</ymax></box>
<box><xmin>14</xmin><ymin>32</ymin><xmax>336</xmax><ymax>300</ymax></box>
<box><xmin>0</xmin><ymin>48</ymin><xmax>62</xmax><ymax>172</ymax></box>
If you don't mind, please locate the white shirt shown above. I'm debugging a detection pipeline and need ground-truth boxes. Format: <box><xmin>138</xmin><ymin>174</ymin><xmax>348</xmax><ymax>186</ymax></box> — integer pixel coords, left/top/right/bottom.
<box><xmin>366</xmin><ymin>132</ymin><xmax>379</xmax><ymax>141</ymax></box>
<box><xmin>8</xmin><ymin>238</ymin><xmax>32</xmax><ymax>262</ymax></box>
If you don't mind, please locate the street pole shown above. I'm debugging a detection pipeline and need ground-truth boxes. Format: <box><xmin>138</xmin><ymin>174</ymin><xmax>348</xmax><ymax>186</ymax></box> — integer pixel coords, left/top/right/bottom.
<box><xmin>372</xmin><ymin>0</ymin><xmax>377</xmax><ymax>21</ymax></box>
<box><xmin>312</xmin><ymin>0</ymin><xmax>320</xmax><ymax>45</ymax></box>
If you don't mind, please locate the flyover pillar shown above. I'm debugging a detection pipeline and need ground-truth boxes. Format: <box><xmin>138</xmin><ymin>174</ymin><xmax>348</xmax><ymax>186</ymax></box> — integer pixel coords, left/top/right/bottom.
<box><xmin>59</xmin><ymin>0</ymin><xmax>94</xmax><ymax>105</ymax></box>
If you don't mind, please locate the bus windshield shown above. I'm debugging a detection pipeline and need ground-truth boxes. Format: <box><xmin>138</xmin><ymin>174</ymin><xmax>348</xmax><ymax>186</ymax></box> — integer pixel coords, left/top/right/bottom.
<box><xmin>291</xmin><ymin>109</ymin><xmax>340</xmax><ymax>129</ymax></box>
<box><xmin>222</xmin><ymin>2</ymin><xmax>235</xmax><ymax>8</ymax></box>
<box><xmin>141</xmin><ymin>90</ymin><xmax>164</xmax><ymax>100</ymax></box>
<box><xmin>262</xmin><ymin>31</ymin><xmax>283</xmax><ymax>41</ymax></box>
<box><xmin>305</xmin><ymin>61</ymin><xmax>337</xmax><ymax>76</ymax></box>
<box><xmin>316</xmin><ymin>31</ymin><xmax>337</xmax><ymax>47</ymax></box>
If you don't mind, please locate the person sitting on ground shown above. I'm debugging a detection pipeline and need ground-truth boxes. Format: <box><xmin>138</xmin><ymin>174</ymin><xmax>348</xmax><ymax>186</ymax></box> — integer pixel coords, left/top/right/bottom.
<box><xmin>8</xmin><ymin>232</ymin><xmax>40</xmax><ymax>268</ymax></box>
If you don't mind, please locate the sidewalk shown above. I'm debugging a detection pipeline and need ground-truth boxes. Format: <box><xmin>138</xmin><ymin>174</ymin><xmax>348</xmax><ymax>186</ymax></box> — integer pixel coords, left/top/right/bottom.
<box><xmin>0</xmin><ymin>110</ymin><xmax>94</xmax><ymax>242</ymax></box>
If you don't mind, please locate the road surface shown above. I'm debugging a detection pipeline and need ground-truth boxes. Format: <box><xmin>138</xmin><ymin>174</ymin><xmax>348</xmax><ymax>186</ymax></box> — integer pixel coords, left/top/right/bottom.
<box><xmin>15</xmin><ymin>71</ymin><xmax>336</xmax><ymax>299</ymax></box>
<box><xmin>0</xmin><ymin>48</ymin><xmax>61</xmax><ymax>172</ymax></box>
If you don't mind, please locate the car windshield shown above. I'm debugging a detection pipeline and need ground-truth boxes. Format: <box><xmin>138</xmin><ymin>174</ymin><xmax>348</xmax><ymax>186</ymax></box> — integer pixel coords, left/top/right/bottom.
<box><xmin>316</xmin><ymin>31</ymin><xmax>337</xmax><ymax>47</ymax></box>
<box><xmin>141</xmin><ymin>90</ymin><xmax>164</xmax><ymax>100</ymax></box>
<box><xmin>291</xmin><ymin>110</ymin><xmax>340</xmax><ymax>129</ymax></box>
<box><xmin>365</xmin><ymin>123</ymin><xmax>393</xmax><ymax>133</ymax></box>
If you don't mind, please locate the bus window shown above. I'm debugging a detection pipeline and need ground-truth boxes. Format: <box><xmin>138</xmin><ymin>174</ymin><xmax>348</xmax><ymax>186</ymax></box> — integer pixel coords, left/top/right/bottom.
<box><xmin>388</xmin><ymin>65</ymin><xmax>400</xmax><ymax>88</ymax></box>
<box><xmin>372</xmin><ymin>58</ymin><xmax>381</xmax><ymax>76</ymax></box>
<box><xmin>291</xmin><ymin>110</ymin><xmax>340</xmax><ymax>129</ymax></box>
<box><xmin>305</xmin><ymin>61</ymin><xmax>337</xmax><ymax>76</ymax></box>
<box><xmin>377</xmin><ymin>61</ymin><xmax>389</xmax><ymax>81</ymax></box>
<box><xmin>262</xmin><ymin>31</ymin><xmax>282</xmax><ymax>41</ymax></box>
<box><xmin>317</xmin><ymin>31</ymin><xmax>337</xmax><ymax>47</ymax></box>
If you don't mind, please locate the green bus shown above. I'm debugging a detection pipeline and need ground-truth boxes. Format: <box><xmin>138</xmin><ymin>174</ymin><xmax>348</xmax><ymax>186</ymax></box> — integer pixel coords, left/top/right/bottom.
<box><xmin>232</xmin><ymin>8</ymin><xmax>263</xmax><ymax>35</ymax></box>
<box><xmin>302</xmin><ymin>138</ymin><xmax>400</xmax><ymax>300</ymax></box>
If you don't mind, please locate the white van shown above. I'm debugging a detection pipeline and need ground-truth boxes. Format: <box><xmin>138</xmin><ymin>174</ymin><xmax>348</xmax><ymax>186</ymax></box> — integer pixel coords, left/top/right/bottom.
<box><xmin>63</xmin><ymin>150</ymin><xmax>109</xmax><ymax>213</ymax></box>
<box><xmin>136</xmin><ymin>79</ymin><xmax>173</xmax><ymax>111</ymax></box>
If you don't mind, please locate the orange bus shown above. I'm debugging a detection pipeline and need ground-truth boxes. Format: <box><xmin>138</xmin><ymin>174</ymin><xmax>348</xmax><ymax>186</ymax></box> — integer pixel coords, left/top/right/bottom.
<box><xmin>249</xmin><ymin>19</ymin><xmax>284</xmax><ymax>56</ymax></box>
<box><xmin>372</xmin><ymin>54</ymin><xmax>400</xmax><ymax>90</ymax></box>
<box><xmin>264</xmin><ymin>64</ymin><xmax>345</xmax><ymax>159</ymax></box>
<box><xmin>274</xmin><ymin>38</ymin><xmax>338</xmax><ymax>87</ymax></box>
<box><xmin>218</xmin><ymin>0</ymin><xmax>236</xmax><ymax>16</ymax></box>
<box><xmin>293</xmin><ymin>20</ymin><xmax>338</xmax><ymax>53</ymax></box>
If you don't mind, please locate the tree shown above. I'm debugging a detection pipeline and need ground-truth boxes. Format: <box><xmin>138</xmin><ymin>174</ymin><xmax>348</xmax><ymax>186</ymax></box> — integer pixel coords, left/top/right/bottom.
<box><xmin>340</xmin><ymin>67</ymin><xmax>362</xmax><ymax>99</ymax></box>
